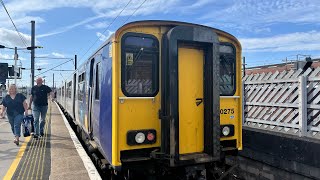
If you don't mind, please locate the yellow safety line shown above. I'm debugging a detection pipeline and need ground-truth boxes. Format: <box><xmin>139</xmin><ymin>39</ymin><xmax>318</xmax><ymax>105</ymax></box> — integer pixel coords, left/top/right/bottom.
<box><xmin>3</xmin><ymin>136</ymin><xmax>31</xmax><ymax>180</ymax></box>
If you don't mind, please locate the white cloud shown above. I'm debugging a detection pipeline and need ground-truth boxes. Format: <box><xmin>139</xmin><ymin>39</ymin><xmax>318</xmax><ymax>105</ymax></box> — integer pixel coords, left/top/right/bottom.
<box><xmin>186</xmin><ymin>0</ymin><xmax>217</xmax><ymax>9</ymax></box>
<box><xmin>0</xmin><ymin>52</ymin><xmax>27</xmax><ymax>61</ymax></box>
<box><xmin>35</xmin><ymin>60</ymin><xmax>49</xmax><ymax>66</ymax></box>
<box><xmin>240</xmin><ymin>30</ymin><xmax>320</xmax><ymax>52</ymax></box>
<box><xmin>202</xmin><ymin>0</ymin><xmax>320</xmax><ymax>32</ymax></box>
<box><xmin>96</xmin><ymin>32</ymin><xmax>107</xmax><ymax>41</ymax></box>
<box><xmin>96</xmin><ymin>30</ymin><xmax>114</xmax><ymax>41</ymax></box>
<box><xmin>3</xmin><ymin>0</ymin><xmax>178</xmax><ymax>38</ymax></box>
<box><xmin>0</xmin><ymin>28</ymin><xmax>31</xmax><ymax>47</ymax></box>
<box><xmin>37</xmin><ymin>15</ymin><xmax>105</xmax><ymax>38</ymax></box>
<box><xmin>52</xmin><ymin>52</ymin><xmax>65</xmax><ymax>58</ymax></box>
<box><xmin>86</xmin><ymin>21</ymin><xmax>109</xmax><ymax>29</ymax></box>
<box><xmin>0</xmin><ymin>53</ymin><xmax>13</xmax><ymax>59</ymax></box>
<box><xmin>36</xmin><ymin>53</ymin><xmax>50</xmax><ymax>57</ymax></box>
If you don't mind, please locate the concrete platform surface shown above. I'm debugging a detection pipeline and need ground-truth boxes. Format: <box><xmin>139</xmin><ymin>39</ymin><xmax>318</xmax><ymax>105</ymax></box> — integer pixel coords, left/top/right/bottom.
<box><xmin>0</xmin><ymin>102</ymin><xmax>99</xmax><ymax>180</ymax></box>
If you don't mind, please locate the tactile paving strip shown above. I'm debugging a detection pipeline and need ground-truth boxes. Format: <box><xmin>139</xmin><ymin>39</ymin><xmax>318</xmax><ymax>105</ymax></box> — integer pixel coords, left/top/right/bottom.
<box><xmin>12</xmin><ymin>104</ymin><xmax>52</xmax><ymax>180</ymax></box>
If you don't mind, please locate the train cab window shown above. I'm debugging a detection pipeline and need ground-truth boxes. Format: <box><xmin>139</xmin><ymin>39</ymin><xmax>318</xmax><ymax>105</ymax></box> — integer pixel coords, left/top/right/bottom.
<box><xmin>219</xmin><ymin>44</ymin><xmax>236</xmax><ymax>95</ymax></box>
<box><xmin>121</xmin><ymin>33</ymin><xmax>159</xmax><ymax>97</ymax></box>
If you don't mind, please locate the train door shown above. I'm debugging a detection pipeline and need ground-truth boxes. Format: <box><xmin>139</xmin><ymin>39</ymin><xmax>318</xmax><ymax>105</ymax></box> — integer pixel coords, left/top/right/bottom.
<box><xmin>160</xmin><ymin>26</ymin><xmax>220</xmax><ymax>167</ymax></box>
<box><xmin>178</xmin><ymin>47</ymin><xmax>204</xmax><ymax>154</ymax></box>
<box><xmin>88</xmin><ymin>58</ymin><xmax>95</xmax><ymax>135</ymax></box>
<box><xmin>91</xmin><ymin>62</ymin><xmax>101</xmax><ymax>141</ymax></box>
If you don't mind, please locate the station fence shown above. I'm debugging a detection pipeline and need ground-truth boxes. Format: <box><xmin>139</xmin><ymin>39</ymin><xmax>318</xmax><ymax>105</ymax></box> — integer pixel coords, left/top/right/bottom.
<box><xmin>243</xmin><ymin>67</ymin><xmax>320</xmax><ymax>138</ymax></box>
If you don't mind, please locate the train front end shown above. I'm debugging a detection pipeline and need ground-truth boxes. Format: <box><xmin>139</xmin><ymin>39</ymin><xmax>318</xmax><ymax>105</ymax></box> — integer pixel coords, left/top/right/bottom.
<box><xmin>109</xmin><ymin>21</ymin><xmax>242</xmax><ymax>178</ymax></box>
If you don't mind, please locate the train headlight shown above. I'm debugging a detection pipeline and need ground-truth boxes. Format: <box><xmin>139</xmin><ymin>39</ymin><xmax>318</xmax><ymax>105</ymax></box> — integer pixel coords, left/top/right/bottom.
<box><xmin>222</xmin><ymin>126</ymin><xmax>230</xmax><ymax>136</ymax></box>
<box><xmin>135</xmin><ymin>132</ymin><xmax>145</xmax><ymax>144</ymax></box>
<box><xmin>220</xmin><ymin>125</ymin><xmax>234</xmax><ymax>137</ymax></box>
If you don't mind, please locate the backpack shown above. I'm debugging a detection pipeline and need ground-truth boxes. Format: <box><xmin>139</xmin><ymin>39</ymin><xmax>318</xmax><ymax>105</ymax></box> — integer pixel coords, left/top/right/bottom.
<box><xmin>22</xmin><ymin>115</ymin><xmax>34</xmax><ymax>137</ymax></box>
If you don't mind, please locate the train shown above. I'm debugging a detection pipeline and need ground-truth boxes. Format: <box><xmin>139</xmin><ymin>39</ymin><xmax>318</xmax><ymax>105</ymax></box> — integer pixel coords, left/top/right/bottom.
<box><xmin>56</xmin><ymin>20</ymin><xmax>242</xmax><ymax>179</ymax></box>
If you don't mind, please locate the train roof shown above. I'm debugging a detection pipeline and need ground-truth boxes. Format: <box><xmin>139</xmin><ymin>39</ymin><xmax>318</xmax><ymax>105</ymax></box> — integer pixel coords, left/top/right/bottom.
<box><xmin>116</xmin><ymin>20</ymin><xmax>241</xmax><ymax>46</ymax></box>
<box><xmin>79</xmin><ymin>20</ymin><xmax>241</xmax><ymax>71</ymax></box>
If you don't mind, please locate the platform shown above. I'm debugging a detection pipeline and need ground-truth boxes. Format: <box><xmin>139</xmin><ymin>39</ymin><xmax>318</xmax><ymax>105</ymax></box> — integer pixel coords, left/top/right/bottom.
<box><xmin>0</xmin><ymin>102</ymin><xmax>101</xmax><ymax>180</ymax></box>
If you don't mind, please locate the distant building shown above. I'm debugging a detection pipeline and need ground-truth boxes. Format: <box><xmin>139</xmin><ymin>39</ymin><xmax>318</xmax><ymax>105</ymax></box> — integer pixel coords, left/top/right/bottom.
<box><xmin>245</xmin><ymin>58</ymin><xmax>320</xmax><ymax>75</ymax></box>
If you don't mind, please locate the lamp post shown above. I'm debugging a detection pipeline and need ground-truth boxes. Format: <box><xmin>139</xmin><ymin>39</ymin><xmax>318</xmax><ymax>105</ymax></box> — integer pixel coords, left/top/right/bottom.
<box><xmin>14</xmin><ymin>47</ymin><xmax>18</xmax><ymax>84</ymax></box>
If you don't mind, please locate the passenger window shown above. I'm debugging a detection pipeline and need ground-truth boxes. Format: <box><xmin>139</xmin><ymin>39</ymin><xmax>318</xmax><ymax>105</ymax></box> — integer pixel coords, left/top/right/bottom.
<box><xmin>95</xmin><ymin>63</ymin><xmax>100</xmax><ymax>100</ymax></box>
<box><xmin>121</xmin><ymin>33</ymin><xmax>159</xmax><ymax>96</ymax></box>
<box><xmin>219</xmin><ymin>44</ymin><xmax>236</xmax><ymax>95</ymax></box>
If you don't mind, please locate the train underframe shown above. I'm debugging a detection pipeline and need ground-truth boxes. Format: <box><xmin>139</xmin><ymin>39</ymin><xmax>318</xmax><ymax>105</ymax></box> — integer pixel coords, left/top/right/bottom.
<box><xmin>93</xmin><ymin>151</ymin><xmax>238</xmax><ymax>180</ymax></box>
<box><xmin>58</xmin><ymin>103</ymin><xmax>237</xmax><ymax>180</ymax></box>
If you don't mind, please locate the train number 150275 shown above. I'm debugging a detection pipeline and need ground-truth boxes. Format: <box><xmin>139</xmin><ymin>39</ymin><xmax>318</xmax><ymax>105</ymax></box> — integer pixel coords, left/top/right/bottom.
<box><xmin>220</xmin><ymin>108</ymin><xmax>234</xmax><ymax>114</ymax></box>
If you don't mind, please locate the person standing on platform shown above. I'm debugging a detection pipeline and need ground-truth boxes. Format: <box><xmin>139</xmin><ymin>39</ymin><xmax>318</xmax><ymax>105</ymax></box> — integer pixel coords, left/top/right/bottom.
<box><xmin>0</xmin><ymin>84</ymin><xmax>28</xmax><ymax>145</ymax></box>
<box><xmin>29</xmin><ymin>77</ymin><xmax>52</xmax><ymax>139</ymax></box>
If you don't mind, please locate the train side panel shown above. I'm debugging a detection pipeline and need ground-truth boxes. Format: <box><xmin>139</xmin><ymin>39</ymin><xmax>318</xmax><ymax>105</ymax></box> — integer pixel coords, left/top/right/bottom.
<box><xmin>95</xmin><ymin>43</ymin><xmax>113</xmax><ymax>163</ymax></box>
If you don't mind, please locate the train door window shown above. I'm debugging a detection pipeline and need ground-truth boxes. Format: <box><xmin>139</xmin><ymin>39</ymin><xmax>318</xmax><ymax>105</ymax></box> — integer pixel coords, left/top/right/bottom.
<box><xmin>66</xmin><ymin>84</ymin><xmax>69</xmax><ymax>98</ymax></box>
<box><xmin>89</xmin><ymin>59</ymin><xmax>94</xmax><ymax>87</ymax></box>
<box><xmin>78</xmin><ymin>72</ymin><xmax>85</xmax><ymax>101</ymax></box>
<box><xmin>219</xmin><ymin>43</ymin><xmax>236</xmax><ymax>95</ymax></box>
<box><xmin>78</xmin><ymin>84</ymin><xmax>82</xmax><ymax>100</ymax></box>
<box><xmin>67</xmin><ymin>81</ymin><xmax>72</xmax><ymax>98</ymax></box>
<box><xmin>95</xmin><ymin>62</ymin><xmax>100</xmax><ymax>100</ymax></box>
<box><xmin>121</xmin><ymin>33</ymin><xmax>159</xmax><ymax>97</ymax></box>
<box><xmin>62</xmin><ymin>86</ymin><xmax>65</xmax><ymax>96</ymax></box>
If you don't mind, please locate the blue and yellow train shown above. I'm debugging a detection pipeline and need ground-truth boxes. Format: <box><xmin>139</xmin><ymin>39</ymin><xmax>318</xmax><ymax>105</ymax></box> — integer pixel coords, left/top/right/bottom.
<box><xmin>57</xmin><ymin>20</ymin><xmax>242</xmax><ymax>179</ymax></box>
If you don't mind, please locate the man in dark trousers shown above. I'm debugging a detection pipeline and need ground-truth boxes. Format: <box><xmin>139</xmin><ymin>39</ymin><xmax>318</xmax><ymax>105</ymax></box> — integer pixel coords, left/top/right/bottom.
<box><xmin>29</xmin><ymin>77</ymin><xmax>52</xmax><ymax>138</ymax></box>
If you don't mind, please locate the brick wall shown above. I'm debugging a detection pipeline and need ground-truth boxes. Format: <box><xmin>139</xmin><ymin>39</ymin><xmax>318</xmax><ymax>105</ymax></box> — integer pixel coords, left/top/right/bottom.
<box><xmin>245</xmin><ymin>58</ymin><xmax>320</xmax><ymax>75</ymax></box>
<box><xmin>226</xmin><ymin>156</ymin><xmax>313</xmax><ymax>180</ymax></box>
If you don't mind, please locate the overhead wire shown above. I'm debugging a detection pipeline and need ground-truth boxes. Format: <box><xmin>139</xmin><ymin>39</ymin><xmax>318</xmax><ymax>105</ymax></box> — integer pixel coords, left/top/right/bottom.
<box><xmin>35</xmin><ymin>0</ymin><xmax>148</xmax><ymax>78</ymax></box>
<box><xmin>0</xmin><ymin>0</ymin><xmax>29</xmax><ymax>47</ymax></box>
<box><xmin>122</xmin><ymin>0</ymin><xmax>147</xmax><ymax>25</ymax></box>
<box><xmin>0</xmin><ymin>58</ymin><xmax>24</xmax><ymax>61</ymax></box>
<box><xmin>35</xmin><ymin>59</ymin><xmax>73</xmax><ymax>77</ymax></box>
<box><xmin>35</xmin><ymin>57</ymin><xmax>73</xmax><ymax>60</ymax></box>
<box><xmin>78</xmin><ymin>0</ymin><xmax>133</xmax><ymax>64</ymax></box>
<box><xmin>35</xmin><ymin>56</ymin><xmax>75</xmax><ymax>68</ymax></box>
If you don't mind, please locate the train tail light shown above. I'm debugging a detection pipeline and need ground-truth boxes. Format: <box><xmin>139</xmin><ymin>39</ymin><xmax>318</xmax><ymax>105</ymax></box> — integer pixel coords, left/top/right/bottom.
<box><xmin>147</xmin><ymin>132</ymin><xmax>155</xmax><ymax>141</ymax></box>
<box><xmin>127</xmin><ymin>129</ymin><xmax>156</xmax><ymax>146</ymax></box>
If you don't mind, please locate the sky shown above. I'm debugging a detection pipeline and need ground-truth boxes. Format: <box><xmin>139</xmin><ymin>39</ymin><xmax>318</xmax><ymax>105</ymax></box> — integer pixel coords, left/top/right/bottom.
<box><xmin>0</xmin><ymin>0</ymin><xmax>319</xmax><ymax>87</ymax></box>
